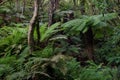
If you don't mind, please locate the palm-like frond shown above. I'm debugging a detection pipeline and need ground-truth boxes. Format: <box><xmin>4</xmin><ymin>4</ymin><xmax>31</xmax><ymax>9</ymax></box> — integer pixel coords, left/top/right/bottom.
<box><xmin>40</xmin><ymin>22</ymin><xmax>61</xmax><ymax>42</ymax></box>
<box><xmin>62</xmin><ymin>13</ymin><xmax>117</xmax><ymax>35</ymax></box>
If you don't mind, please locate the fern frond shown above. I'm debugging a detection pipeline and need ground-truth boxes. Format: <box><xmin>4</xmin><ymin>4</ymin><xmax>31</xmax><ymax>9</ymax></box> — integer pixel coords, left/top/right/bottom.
<box><xmin>40</xmin><ymin>22</ymin><xmax>61</xmax><ymax>42</ymax></box>
<box><xmin>49</xmin><ymin>35</ymin><xmax>67</xmax><ymax>41</ymax></box>
<box><xmin>62</xmin><ymin>13</ymin><xmax>117</xmax><ymax>34</ymax></box>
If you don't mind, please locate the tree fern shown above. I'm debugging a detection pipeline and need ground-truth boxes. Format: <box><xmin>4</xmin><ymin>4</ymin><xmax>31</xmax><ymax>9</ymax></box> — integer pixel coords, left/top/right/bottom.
<box><xmin>62</xmin><ymin>13</ymin><xmax>117</xmax><ymax>35</ymax></box>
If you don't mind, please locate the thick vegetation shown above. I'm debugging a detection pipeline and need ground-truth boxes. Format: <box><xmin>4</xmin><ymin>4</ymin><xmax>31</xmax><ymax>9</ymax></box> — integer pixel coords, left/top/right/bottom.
<box><xmin>0</xmin><ymin>0</ymin><xmax>120</xmax><ymax>80</ymax></box>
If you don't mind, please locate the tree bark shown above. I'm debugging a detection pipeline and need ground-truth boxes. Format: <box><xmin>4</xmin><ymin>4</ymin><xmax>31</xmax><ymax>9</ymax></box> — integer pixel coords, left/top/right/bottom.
<box><xmin>84</xmin><ymin>27</ymin><xmax>94</xmax><ymax>60</ymax></box>
<box><xmin>80</xmin><ymin>0</ymin><xmax>94</xmax><ymax>60</ymax></box>
<box><xmin>73</xmin><ymin>0</ymin><xmax>76</xmax><ymax>5</ymax></box>
<box><xmin>16</xmin><ymin>0</ymin><xmax>20</xmax><ymax>11</ymax></box>
<box><xmin>22</xmin><ymin>0</ymin><xmax>26</xmax><ymax>15</ymax></box>
<box><xmin>28</xmin><ymin>0</ymin><xmax>39</xmax><ymax>54</ymax></box>
<box><xmin>48</xmin><ymin>0</ymin><xmax>59</xmax><ymax>27</ymax></box>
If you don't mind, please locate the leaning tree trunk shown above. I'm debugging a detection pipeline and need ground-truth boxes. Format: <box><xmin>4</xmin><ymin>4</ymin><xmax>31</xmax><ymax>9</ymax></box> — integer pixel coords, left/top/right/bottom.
<box><xmin>28</xmin><ymin>0</ymin><xmax>39</xmax><ymax>54</ymax></box>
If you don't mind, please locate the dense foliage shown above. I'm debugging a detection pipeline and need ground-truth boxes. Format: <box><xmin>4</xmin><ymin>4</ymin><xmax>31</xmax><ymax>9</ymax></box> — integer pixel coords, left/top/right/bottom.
<box><xmin>0</xmin><ymin>0</ymin><xmax>120</xmax><ymax>80</ymax></box>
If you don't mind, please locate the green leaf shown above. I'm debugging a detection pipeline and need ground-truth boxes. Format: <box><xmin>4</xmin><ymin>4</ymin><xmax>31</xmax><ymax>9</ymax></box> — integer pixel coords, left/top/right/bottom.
<box><xmin>40</xmin><ymin>22</ymin><xmax>60</xmax><ymax>42</ymax></box>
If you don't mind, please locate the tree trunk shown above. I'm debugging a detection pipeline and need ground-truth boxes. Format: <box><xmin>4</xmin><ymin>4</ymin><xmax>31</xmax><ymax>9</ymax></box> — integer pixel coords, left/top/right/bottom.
<box><xmin>80</xmin><ymin>0</ymin><xmax>94</xmax><ymax>60</ymax></box>
<box><xmin>16</xmin><ymin>0</ymin><xmax>20</xmax><ymax>11</ymax></box>
<box><xmin>22</xmin><ymin>0</ymin><xmax>26</xmax><ymax>15</ymax></box>
<box><xmin>48</xmin><ymin>0</ymin><xmax>59</xmax><ymax>27</ymax></box>
<box><xmin>84</xmin><ymin>27</ymin><xmax>94</xmax><ymax>60</ymax></box>
<box><xmin>73</xmin><ymin>0</ymin><xmax>76</xmax><ymax>5</ymax></box>
<box><xmin>28</xmin><ymin>0</ymin><xmax>39</xmax><ymax>54</ymax></box>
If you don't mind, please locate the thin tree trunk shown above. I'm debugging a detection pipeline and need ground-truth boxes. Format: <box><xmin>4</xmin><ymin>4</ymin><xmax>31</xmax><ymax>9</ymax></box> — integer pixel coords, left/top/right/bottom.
<box><xmin>36</xmin><ymin>0</ymin><xmax>40</xmax><ymax>44</ymax></box>
<box><xmin>28</xmin><ymin>0</ymin><xmax>39</xmax><ymax>54</ymax></box>
<box><xmin>22</xmin><ymin>0</ymin><xmax>26</xmax><ymax>15</ymax></box>
<box><xmin>48</xmin><ymin>0</ymin><xmax>54</xmax><ymax>27</ymax></box>
<box><xmin>73</xmin><ymin>0</ymin><xmax>76</xmax><ymax>6</ymax></box>
<box><xmin>16</xmin><ymin>0</ymin><xmax>20</xmax><ymax>11</ymax></box>
<box><xmin>80</xmin><ymin>0</ymin><xmax>85</xmax><ymax>14</ymax></box>
<box><xmin>48</xmin><ymin>0</ymin><xmax>59</xmax><ymax>27</ymax></box>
